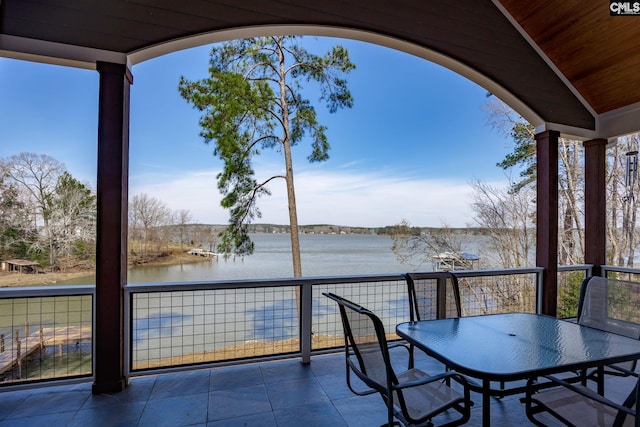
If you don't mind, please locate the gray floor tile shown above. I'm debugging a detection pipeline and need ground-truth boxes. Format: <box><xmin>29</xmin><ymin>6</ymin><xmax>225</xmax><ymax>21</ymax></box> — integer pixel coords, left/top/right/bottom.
<box><xmin>265</xmin><ymin>376</ymin><xmax>329</xmax><ymax>410</ymax></box>
<box><xmin>332</xmin><ymin>394</ymin><xmax>389</xmax><ymax>427</ymax></box>
<box><xmin>149</xmin><ymin>369</ymin><xmax>210</xmax><ymax>400</ymax></box>
<box><xmin>308</xmin><ymin>354</ymin><xmax>344</xmax><ymax>377</ymax></box>
<box><xmin>0</xmin><ymin>388</ymin><xmax>33</xmax><ymax>421</ymax></box>
<box><xmin>207</xmin><ymin>412</ymin><xmax>276</xmax><ymax>427</ymax></box>
<box><xmin>273</xmin><ymin>401</ymin><xmax>347</xmax><ymax>427</ymax></box>
<box><xmin>207</xmin><ymin>384</ymin><xmax>272</xmax><ymax>421</ymax></box>
<box><xmin>138</xmin><ymin>392</ymin><xmax>208</xmax><ymax>427</ymax></box>
<box><xmin>0</xmin><ymin>411</ymin><xmax>76</xmax><ymax>427</ymax></box>
<box><xmin>260</xmin><ymin>359</ymin><xmax>313</xmax><ymax>383</ymax></box>
<box><xmin>314</xmin><ymin>373</ymin><xmax>360</xmax><ymax>401</ymax></box>
<box><xmin>209</xmin><ymin>363</ymin><xmax>263</xmax><ymax>391</ymax></box>
<box><xmin>5</xmin><ymin>389</ymin><xmax>89</xmax><ymax>419</ymax></box>
<box><xmin>68</xmin><ymin>401</ymin><xmax>147</xmax><ymax>427</ymax></box>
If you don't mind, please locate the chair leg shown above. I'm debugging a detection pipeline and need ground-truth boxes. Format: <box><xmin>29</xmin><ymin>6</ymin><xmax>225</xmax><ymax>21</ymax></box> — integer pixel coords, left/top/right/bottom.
<box><xmin>385</xmin><ymin>402</ymin><xmax>395</xmax><ymax>427</ymax></box>
<box><xmin>408</xmin><ymin>343</ymin><xmax>415</xmax><ymax>369</ymax></box>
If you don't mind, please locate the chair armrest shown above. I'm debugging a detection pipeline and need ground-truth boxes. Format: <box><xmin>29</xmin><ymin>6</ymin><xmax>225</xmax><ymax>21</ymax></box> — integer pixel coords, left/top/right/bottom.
<box><xmin>528</xmin><ymin>375</ymin><xmax>636</xmax><ymax>417</ymax></box>
<box><xmin>388</xmin><ymin>341</ymin><xmax>410</xmax><ymax>353</ymax></box>
<box><xmin>588</xmin><ymin>363</ymin><xmax>639</xmax><ymax>378</ymax></box>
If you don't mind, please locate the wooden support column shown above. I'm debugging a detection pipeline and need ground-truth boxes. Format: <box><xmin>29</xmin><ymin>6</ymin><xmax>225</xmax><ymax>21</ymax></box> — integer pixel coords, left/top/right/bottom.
<box><xmin>92</xmin><ymin>61</ymin><xmax>132</xmax><ymax>394</ymax></box>
<box><xmin>536</xmin><ymin>130</ymin><xmax>559</xmax><ymax>316</ymax></box>
<box><xmin>583</xmin><ymin>139</ymin><xmax>607</xmax><ymax>277</ymax></box>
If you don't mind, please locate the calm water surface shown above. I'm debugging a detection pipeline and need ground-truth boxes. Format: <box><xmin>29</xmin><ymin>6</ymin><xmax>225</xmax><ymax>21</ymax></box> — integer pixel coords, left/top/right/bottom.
<box><xmin>60</xmin><ymin>232</ymin><xmax>491</xmax><ymax>285</ymax></box>
<box><xmin>135</xmin><ymin>232</ymin><xmax>408</xmax><ymax>282</ymax></box>
<box><xmin>63</xmin><ymin>233</ymin><xmax>418</xmax><ymax>285</ymax></box>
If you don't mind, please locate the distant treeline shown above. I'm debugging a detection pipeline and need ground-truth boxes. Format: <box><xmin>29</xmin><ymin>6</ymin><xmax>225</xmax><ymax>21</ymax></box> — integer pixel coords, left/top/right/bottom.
<box><xmin>232</xmin><ymin>223</ymin><xmax>495</xmax><ymax>236</ymax></box>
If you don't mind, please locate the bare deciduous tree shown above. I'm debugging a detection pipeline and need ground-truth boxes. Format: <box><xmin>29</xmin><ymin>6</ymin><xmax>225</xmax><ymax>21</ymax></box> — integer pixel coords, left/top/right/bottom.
<box><xmin>129</xmin><ymin>193</ymin><xmax>171</xmax><ymax>256</ymax></box>
<box><xmin>390</xmin><ymin>220</ymin><xmax>471</xmax><ymax>271</ymax></box>
<box><xmin>469</xmin><ymin>179</ymin><xmax>536</xmax><ymax>268</ymax></box>
<box><xmin>3</xmin><ymin>152</ymin><xmax>65</xmax><ymax>265</ymax></box>
<box><xmin>47</xmin><ymin>172</ymin><xmax>96</xmax><ymax>268</ymax></box>
<box><xmin>608</xmin><ymin>135</ymin><xmax>640</xmax><ymax>266</ymax></box>
<box><xmin>174</xmin><ymin>209</ymin><xmax>194</xmax><ymax>250</ymax></box>
<box><xmin>0</xmin><ymin>164</ymin><xmax>33</xmax><ymax>258</ymax></box>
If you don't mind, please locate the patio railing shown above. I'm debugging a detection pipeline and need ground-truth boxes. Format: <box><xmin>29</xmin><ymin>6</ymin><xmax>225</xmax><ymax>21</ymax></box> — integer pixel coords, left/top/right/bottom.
<box><xmin>0</xmin><ymin>264</ymin><xmax>636</xmax><ymax>389</ymax></box>
<box><xmin>127</xmin><ymin>268</ymin><xmax>554</xmax><ymax>374</ymax></box>
<box><xmin>0</xmin><ymin>285</ymin><xmax>94</xmax><ymax>388</ymax></box>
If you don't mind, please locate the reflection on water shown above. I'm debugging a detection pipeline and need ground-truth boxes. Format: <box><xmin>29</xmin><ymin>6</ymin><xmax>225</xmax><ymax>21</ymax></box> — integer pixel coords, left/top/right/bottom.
<box><xmin>247</xmin><ymin>299</ymin><xmax>297</xmax><ymax>341</ymax></box>
<box><xmin>133</xmin><ymin>311</ymin><xmax>193</xmax><ymax>344</ymax></box>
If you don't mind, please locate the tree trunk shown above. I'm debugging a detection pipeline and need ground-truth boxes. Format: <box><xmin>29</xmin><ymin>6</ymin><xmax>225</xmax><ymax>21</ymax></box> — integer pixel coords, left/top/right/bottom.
<box><xmin>277</xmin><ymin>37</ymin><xmax>302</xmax><ymax>278</ymax></box>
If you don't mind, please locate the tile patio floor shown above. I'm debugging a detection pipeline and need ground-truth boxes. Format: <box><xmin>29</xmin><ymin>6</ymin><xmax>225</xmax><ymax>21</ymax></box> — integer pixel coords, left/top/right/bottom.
<box><xmin>0</xmin><ymin>349</ymin><xmax>634</xmax><ymax>426</ymax></box>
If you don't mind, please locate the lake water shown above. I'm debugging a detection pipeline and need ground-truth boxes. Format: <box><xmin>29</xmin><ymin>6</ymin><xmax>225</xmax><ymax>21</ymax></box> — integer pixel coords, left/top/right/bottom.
<box><xmin>131</xmin><ymin>233</ymin><xmax>407</xmax><ymax>283</ymax></box>
<box><xmin>63</xmin><ymin>232</ymin><xmax>488</xmax><ymax>285</ymax></box>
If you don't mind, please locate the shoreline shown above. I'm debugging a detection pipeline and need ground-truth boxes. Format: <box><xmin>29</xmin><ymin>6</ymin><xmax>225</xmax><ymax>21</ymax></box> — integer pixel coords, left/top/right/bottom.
<box><xmin>0</xmin><ymin>252</ymin><xmax>212</xmax><ymax>288</ymax></box>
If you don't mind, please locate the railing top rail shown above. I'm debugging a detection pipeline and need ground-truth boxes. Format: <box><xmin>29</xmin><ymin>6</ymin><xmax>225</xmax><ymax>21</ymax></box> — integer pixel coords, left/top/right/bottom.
<box><xmin>557</xmin><ymin>264</ymin><xmax>592</xmax><ymax>272</ymax></box>
<box><xmin>452</xmin><ymin>266</ymin><xmax>544</xmax><ymax>277</ymax></box>
<box><xmin>0</xmin><ymin>285</ymin><xmax>95</xmax><ymax>298</ymax></box>
<box><xmin>407</xmin><ymin>266</ymin><xmax>544</xmax><ymax>280</ymax></box>
<box><xmin>124</xmin><ymin>273</ymin><xmax>406</xmax><ymax>294</ymax></box>
<box><xmin>602</xmin><ymin>265</ymin><xmax>640</xmax><ymax>274</ymax></box>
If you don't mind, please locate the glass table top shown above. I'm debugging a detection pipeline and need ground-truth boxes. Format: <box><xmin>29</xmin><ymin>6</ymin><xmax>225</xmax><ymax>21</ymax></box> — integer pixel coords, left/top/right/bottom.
<box><xmin>396</xmin><ymin>313</ymin><xmax>640</xmax><ymax>381</ymax></box>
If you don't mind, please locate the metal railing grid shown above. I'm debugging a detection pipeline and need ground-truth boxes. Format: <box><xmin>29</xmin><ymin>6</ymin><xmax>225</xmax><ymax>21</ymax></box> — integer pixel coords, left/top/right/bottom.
<box><xmin>130</xmin><ymin>283</ymin><xmax>300</xmax><ymax>371</ymax></box>
<box><xmin>0</xmin><ymin>286</ymin><xmax>93</xmax><ymax>386</ymax></box>
<box><xmin>7</xmin><ymin>265</ymin><xmax>640</xmax><ymax>389</ymax></box>
<box><xmin>446</xmin><ymin>268</ymin><xmax>542</xmax><ymax>316</ymax></box>
<box><xmin>311</xmin><ymin>275</ymin><xmax>409</xmax><ymax>352</ymax></box>
<box><xmin>556</xmin><ymin>265</ymin><xmax>592</xmax><ymax>318</ymax></box>
<box><xmin>604</xmin><ymin>265</ymin><xmax>640</xmax><ymax>282</ymax></box>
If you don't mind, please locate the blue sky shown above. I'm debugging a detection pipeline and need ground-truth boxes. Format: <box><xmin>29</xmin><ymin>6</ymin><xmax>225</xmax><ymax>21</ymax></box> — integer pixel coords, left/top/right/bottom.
<box><xmin>0</xmin><ymin>36</ymin><xmax>516</xmax><ymax>227</ymax></box>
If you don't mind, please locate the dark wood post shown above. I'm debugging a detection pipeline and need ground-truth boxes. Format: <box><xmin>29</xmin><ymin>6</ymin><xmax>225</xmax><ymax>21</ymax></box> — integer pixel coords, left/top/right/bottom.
<box><xmin>536</xmin><ymin>130</ymin><xmax>559</xmax><ymax>316</ymax></box>
<box><xmin>92</xmin><ymin>61</ymin><xmax>132</xmax><ymax>394</ymax></box>
<box><xmin>583</xmin><ymin>139</ymin><xmax>607</xmax><ymax>277</ymax></box>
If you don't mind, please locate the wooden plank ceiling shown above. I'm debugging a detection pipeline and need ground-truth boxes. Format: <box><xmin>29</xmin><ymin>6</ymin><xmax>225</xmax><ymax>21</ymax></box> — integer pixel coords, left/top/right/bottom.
<box><xmin>499</xmin><ymin>0</ymin><xmax>640</xmax><ymax>115</ymax></box>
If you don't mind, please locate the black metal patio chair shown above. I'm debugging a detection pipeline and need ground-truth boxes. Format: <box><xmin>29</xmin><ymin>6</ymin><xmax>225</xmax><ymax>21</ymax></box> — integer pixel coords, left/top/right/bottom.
<box><xmin>323</xmin><ymin>292</ymin><xmax>472</xmax><ymax>427</ymax></box>
<box><xmin>524</xmin><ymin>374</ymin><xmax>639</xmax><ymax>427</ymax></box>
<box><xmin>577</xmin><ymin>276</ymin><xmax>640</xmax><ymax>390</ymax></box>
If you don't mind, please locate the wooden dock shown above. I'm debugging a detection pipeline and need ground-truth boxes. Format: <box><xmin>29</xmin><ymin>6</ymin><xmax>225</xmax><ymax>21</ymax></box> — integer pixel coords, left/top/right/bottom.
<box><xmin>0</xmin><ymin>325</ymin><xmax>92</xmax><ymax>375</ymax></box>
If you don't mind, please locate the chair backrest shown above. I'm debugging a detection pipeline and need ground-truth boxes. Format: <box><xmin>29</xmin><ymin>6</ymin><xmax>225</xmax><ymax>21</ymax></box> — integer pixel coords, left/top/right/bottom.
<box><xmin>405</xmin><ymin>272</ymin><xmax>462</xmax><ymax>321</ymax></box>
<box><xmin>577</xmin><ymin>276</ymin><xmax>640</xmax><ymax>339</ymax></box>
<box><xmin>323</xmin><ymin>292</ymin><xmax>397</xmax><ymax>393</ymax></box>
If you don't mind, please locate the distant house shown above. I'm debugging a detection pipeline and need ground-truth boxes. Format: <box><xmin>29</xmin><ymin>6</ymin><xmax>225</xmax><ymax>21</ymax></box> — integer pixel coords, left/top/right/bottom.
<box><xmin>1</xmin><ymin>259</ymin><xmax>40</xmax><ymax>274</ymax></box>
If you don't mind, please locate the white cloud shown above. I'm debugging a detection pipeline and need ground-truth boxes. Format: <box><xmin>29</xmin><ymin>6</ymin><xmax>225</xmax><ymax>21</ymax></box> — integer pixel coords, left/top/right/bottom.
<box><xmin>130</xmin><ymin>170</ymin><xmax>225</xmax><ymax>224</ymax></box>
<box><xmin>130</xmin><ymin>167</ymin><xmax>502</xmax><ymax>227</ymax></box>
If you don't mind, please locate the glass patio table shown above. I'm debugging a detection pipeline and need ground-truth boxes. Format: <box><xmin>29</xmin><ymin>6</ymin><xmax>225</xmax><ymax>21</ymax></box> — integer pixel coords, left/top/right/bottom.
<box><xmin>396</xmin><ymin>313</ymin><xmax>640</xmax><ymax>426</ymax></box>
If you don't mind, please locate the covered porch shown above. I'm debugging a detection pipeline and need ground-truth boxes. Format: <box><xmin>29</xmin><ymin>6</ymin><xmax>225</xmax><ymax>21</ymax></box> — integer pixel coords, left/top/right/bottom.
<box><xmin>2</xmin><ymin>1</ymin><xmax>640</xmax><ymax>424</ymax></box>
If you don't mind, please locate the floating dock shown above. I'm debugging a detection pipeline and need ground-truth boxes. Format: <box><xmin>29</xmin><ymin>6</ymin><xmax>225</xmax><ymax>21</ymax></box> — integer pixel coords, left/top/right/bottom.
<box><xmin>0</xmin><ymin>325</ymin><xmax>92</xmax><ymax>375</ymax></box>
